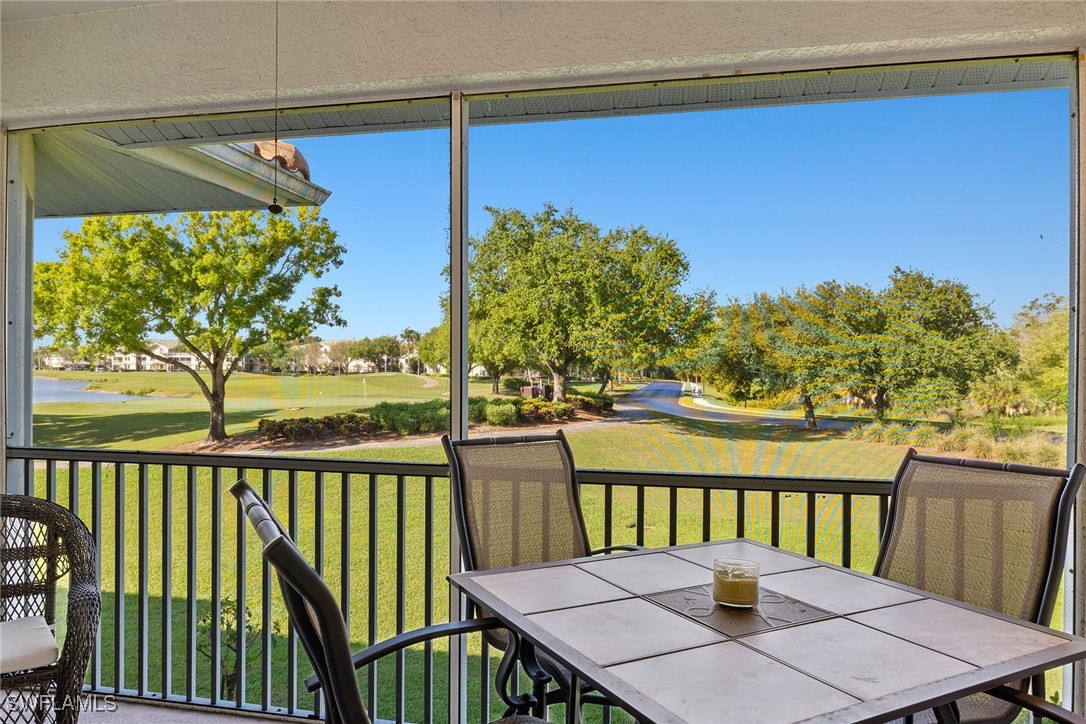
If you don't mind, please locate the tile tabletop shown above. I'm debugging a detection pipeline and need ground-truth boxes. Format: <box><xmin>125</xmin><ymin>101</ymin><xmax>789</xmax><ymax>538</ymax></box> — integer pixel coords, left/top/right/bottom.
<box><xmin>449</xmin><ymin>539</ymin><xmax>1086</xmax><ymax>724</ymax></box>
<box><xmin>575</xmin><ymin>551</ymin><xmax>712</xmax><ymax>595</ymax></box>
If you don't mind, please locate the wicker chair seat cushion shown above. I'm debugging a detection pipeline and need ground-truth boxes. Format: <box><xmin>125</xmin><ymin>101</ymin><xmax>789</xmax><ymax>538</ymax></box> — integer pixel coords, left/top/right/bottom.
<box><xmin>0</xmin><ymin>615</ymin><xmax>59</xmax><ymax>674</ymax></box>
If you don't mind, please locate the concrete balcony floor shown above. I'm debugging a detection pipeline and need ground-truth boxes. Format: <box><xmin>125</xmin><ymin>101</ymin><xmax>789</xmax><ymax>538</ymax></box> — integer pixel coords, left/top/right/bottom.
<box><xmin>81</xmin><ymin>699</ymin><xmax>286</xmax><ymax>723</ymax></box>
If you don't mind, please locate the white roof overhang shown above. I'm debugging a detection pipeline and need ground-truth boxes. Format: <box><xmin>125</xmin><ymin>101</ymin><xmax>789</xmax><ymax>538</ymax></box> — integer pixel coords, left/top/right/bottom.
<box><xmin>33</xmin><ymin>127</ymin><xmax>330</xmax><ymax>218</ymax></box>
<box><xmin>72</xmin><ymin>54</ymin><xmax>1074</xmax><ymax>148</ymax></box>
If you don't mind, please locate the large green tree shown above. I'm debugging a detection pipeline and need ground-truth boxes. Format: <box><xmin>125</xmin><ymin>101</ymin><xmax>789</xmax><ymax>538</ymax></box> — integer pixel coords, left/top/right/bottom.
<box><xmin>34</xmin><ymin>208</ymin><xmax>345</xmax><ymax>441</ymax></box>
<box><xmin>470</xmin><ymin>205</ymin><xmax>708</xmax><ymax>400</ymax></box>
<box><xmin>1010</xmin><ymin>294</ymin><xmax>1068</xmax><ymax>412</ymax></box>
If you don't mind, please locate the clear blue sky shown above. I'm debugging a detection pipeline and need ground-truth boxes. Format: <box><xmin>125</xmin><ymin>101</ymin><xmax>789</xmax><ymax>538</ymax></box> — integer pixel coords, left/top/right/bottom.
<box><xmin>35</xmin><ymin>87</ymin><xmax>1071</xmax><ymax>340</ymax></box>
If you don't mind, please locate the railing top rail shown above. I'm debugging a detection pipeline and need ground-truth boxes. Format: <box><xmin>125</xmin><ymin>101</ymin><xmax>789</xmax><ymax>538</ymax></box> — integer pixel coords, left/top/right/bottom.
<box><xmin>6</xmin><ymin>446</ymin><xmax>892</xmax><ymax>495</ymax></box>
<box><xmin>577</xmin><ymin>469</ymin><xmax>892</xmax><ymax>496</ymax></box>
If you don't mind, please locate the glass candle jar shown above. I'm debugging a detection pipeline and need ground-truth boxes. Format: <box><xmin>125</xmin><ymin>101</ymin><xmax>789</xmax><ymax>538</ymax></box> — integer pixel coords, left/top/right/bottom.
<box><xmin>712</xmin><ymin>558</ymin><xmax>760</xmax><ymax>608</ymax></box>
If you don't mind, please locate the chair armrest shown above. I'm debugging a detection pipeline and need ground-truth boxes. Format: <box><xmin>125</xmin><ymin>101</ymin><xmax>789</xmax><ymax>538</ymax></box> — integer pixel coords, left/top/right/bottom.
<box><xmin>304</xmin><ymin>618</ymin><xmax>505</xmax><ymax>692</ymax></box>
<box><xmin>591</xmin><ymin>545</ymin><xmax>643</xmax><ymax>555</ymax></box>
<box><xmin>987</xmin><ymin>685</ymin><xmax>1086</xmax><ymax>724</ymax></box>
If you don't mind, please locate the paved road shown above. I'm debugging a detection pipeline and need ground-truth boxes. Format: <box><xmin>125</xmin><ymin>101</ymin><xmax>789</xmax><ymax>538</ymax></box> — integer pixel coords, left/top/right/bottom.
<box><xmin>618</xmin><ymin>380</ymin><xmax>854</xmax><ymax>430</ymax></box>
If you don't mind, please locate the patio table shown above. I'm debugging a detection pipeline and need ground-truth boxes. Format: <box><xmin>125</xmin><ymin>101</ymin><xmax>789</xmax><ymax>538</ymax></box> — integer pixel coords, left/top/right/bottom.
<box><xmin>449</xmin><ymin>539</ymin><xmax>1086</xmax><ymax>724</ymax></box>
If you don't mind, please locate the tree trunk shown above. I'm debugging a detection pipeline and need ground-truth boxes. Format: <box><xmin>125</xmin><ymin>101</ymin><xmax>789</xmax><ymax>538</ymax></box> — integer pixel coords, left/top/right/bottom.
<box><xmin>551</xmin><ymin>369</ymin><xmax>567</xmax><ymax>401</ymax></box>
<box><xmin>207</xmin><ymin>370</ymin><xmax>228</xmax><ymax>441</ymax></box>
<box><xmin>597</xmin><ymin>369</ymin><xmax>611</xmax><ymax>395</ymax></box>
<box><xmin>491</xmin><ymin>374</ymin><xmax>500</xmax><ymax>394</ymax></box>
<box><xmin>801</xmin><ymin>393</ymin><xmax>818</xmax><ymax>430</ymax></box>
<box><xmin>873</xmin><ymin>387</ymin><xmax>890</xmax><ymax>418</ymax></box>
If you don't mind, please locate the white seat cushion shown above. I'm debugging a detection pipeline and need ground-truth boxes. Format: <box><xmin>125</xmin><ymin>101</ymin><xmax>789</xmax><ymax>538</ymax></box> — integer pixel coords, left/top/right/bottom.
<box><xmin>0</xmin><ymin>616</ymin><xmax>59</xmax><ymax>674</ymax></box>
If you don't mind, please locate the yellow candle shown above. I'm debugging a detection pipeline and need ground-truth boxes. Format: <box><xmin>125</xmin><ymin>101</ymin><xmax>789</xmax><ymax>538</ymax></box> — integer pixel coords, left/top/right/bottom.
<box><xmin>712</xmin><ymin>558</ymin><xmax>760</xmax><ymax>607</ymax></box>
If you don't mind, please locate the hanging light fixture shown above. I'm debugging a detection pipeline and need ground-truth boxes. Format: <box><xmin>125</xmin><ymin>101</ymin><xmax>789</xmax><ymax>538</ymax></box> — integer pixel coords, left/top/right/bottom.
<box><xmin>267</xmin><ymin>0</ymin><xmax>283</xmax><ymax>215</ymax></box>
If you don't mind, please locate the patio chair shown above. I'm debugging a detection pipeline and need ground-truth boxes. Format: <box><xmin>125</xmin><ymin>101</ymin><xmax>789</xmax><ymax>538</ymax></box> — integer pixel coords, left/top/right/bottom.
<box><xmin>442</xmin><ymin>430</ymin><xmax>640</xmax><ymax>714</ymax></box>
<box><xmin>1</xmin><ymin>494</ymin><xmax>100</xmax><ymax>724</ymax></box>
<box><xmin>874</xmin><ymin>449</ymin><xmax>1086</xmax><ymax>724</ymax></box>
<box><xmin>229</xmin><ymin>479</ymin><xmax>547</xmax><ymax>724</ymax></box>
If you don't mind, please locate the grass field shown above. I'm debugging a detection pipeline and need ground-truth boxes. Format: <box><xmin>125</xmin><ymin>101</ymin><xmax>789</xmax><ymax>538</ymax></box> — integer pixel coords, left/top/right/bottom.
<box><xmin>28</xmin><ymin>372</ymin><xmax>1071</xmax><ymax>718</ymax></box>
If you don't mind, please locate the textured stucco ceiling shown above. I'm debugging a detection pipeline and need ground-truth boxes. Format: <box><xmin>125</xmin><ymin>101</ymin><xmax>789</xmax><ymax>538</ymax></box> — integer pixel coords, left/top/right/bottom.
<box><xmin>1</xmin><ymin>1</ymin><xmax>1084</xmax><ymax>129</ymax></box>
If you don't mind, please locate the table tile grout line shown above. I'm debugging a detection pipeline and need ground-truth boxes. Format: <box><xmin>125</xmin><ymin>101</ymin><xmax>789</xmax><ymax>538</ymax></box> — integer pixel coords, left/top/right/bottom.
<box><xmin>843</xmin><ymin>598</ymin><xmax>1067</xmax><ymax>670</ymax></box>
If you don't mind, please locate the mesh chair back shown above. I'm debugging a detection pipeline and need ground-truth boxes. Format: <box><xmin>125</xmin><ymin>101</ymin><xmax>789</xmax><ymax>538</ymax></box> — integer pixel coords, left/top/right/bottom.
<box><xmin>443</xmin><ymin>431</ymin><xmax>591</xmax><ymax>573</ymax></box>
<box><xmin>230</xmin><ymin>480</ymin><xmax>369</xmax><ymax>724</ymax></box>
<box><xmin>874</xmin><ymin>449</ymin><xmax>1085</xmax><ymax>724</ymax></box>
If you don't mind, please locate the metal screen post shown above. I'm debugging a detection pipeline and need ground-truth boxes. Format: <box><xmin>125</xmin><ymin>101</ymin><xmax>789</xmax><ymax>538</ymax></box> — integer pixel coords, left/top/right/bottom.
<box><xmin>448</xmin><ymin>90</ymin><xmax>469</xmax><ymax>724</ymax></box>
<box><xmin>4</xmin><ymin>131</ymin><xmax>33</xmax><ymax>493</ymax></box>
<box><xmin>1071</xmin><ymin>49</ymin><xmax>1085</xmax><ymax>717</ymax></box>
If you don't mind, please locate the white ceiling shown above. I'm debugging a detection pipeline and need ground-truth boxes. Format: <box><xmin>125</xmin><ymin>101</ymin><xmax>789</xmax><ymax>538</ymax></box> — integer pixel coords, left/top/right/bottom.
<box><xmin>0</xmin><ymin>0</ymin><xmax>166</xmax><ymax>24</ymax></box>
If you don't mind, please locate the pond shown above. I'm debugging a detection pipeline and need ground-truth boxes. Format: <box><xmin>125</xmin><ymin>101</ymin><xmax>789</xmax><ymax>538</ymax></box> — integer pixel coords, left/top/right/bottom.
<box><xmin>33</xmin><ymin>377</ymin><xmax>145</xmax><ymax>404</ymax></box>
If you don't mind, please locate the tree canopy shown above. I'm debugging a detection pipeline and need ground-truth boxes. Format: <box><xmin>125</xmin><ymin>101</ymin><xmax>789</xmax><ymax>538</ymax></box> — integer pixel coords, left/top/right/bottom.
<box><xmin>468</xmin><ymin>204</ymin><xmax>712</xmax><ymax>399</ymax></box>
<box><xmin>698</xmin><ymin>268</ymin><xmax>1011</xmax><ymax>427</ymax></box>
<box><xmin>34</xmin><ymin>208</ymin><xmax>345</xmax><ymax>441</ymax></box>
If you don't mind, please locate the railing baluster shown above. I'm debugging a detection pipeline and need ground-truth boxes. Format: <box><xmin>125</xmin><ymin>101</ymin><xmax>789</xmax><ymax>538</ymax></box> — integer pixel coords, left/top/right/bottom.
<box><xmin>668</xmin><ymin>487</ymin><xmax>678</xmax><ymax>547</ymax></box>
<box><xmin>236</xmin><ymin>466</ymin><xmax>247</xmax><ymax>708</ymax></box>
<box><xmin>771</xmin><ymin>490</ymin><xmax>781</xmax><ymax>548</ymax></box>
<box><xmin>396</xmin><ymin>474</ymin><xmax>407</xmax><ymax>723</ymax></box>
<box><xmin>367</xmin><ymin>472</ymin><xmax>378</xmax><ymax>714</ymax></box>
<box><xmin>878</xmin><ymin>493</ymin><xmax>889</xmax><ymax>539</ymax></box>
<box><xmin>635</xmin><ymin>486</ymin><xmax>645</xmax><ymax>547</ymax></box>
<box><xmin>842</xmin><ymin>494</ymin><xmax>853</xmax><ymax>569</ymax></box>
<box><xmin>22</xmin><ymin>458</ymin><xmax>31</xmax><ymax>496</ymax></box>
<box><xmin>286</xmin><ymin>469</ymin><xmax>298</xmax><ymax>714</ymax></box>
<box><xmin>806</xmin><ymin>492</ymin><xmax>817</xmax><ymax>558</ymax></box>
<box><xmin>737</xmin><ymin>489</ymin><xmax>746</xmax><ymax>538</ymax></box>
<box><xmin>114</xmin><ymin>462</ymin><xmax>125</xmax><ymax>693</ymax></box>
<box><xmin>424</xmin><ymin>475</ymin><xmax>434</xmax><ymax>724</ymax></box>
<box><xmin>138</xmin><ymin>463</ymin><xmax>149</xmax><ymax>696</ymax></box>
<box><xmin>161</xmin><ymin>464</ymin><xmax>172</xmax><ymax>699</ymax></box>
<box><xmin>480</xmin><ymin>638</ymin><xmax>490</xmax><ymax>723</ymax></box>
<box><xmin>90</xmin><ymin>461</ymin><xmax>102</xmax><ymax>690</ymax></box>
<box><xmin>211</xmin><ymin>466</ymin><xmax>222</xmax><ymax>706</ymax></box>
<box><xmin>341</xmin><ymin>472</ymin><xmax>351</xmax><ymax>628</ymax></box>
<box><xmin>46</xmin><ymin>459</ymin><xmax>56</xmax><ymax>502</ymax></box>
<box><xmin>67</xmin><ymin>460</ymin><xmax>78</xmax><ymax>517</ymax></box>
<box><xmin>186</xmin><ymin>466</ymin><xmax>197</xmax><ymax>702</ymax></box>
<box><xmin>603</xmin><ymin>484</ymin><xmax>613</xmax><ymax>548</ymax></box>
<box><xmin>701</xmin><ymin>488</ymin><xmax>711</xmax><ymax>542</ymax></box>
<box><xmin>313</xmin><ymin>470</ymin><xmax>324</xmax><ymax>719</ymax></box>
<box><xmin>261</xmin><ymin>469</ymin><xmax>273</xmax><ymax>712</ymax></box>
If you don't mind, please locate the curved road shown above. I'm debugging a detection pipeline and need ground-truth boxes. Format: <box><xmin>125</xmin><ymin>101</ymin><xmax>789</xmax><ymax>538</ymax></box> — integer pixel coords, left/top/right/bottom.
<box><xmin>618</xmin><ymin>381</ymin><xmax>854</xmax><ymax>431</ymax></box>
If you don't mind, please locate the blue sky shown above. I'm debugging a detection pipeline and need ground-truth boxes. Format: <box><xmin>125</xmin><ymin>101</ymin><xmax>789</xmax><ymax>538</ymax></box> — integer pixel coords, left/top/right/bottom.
<box><xmin>36</xmin><ymin>87</ymin><xmax>1071</xmax><ymax>340</ymax></box>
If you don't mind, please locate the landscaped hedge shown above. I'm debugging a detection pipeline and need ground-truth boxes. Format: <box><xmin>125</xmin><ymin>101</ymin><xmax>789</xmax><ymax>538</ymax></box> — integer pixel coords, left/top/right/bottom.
<box><xmin>567</xmin><ymin>390</ymin><xmax>614</xmax><ymax>413</ymax></box>
<box><xmin>484</xmin><ymin>402</ymin><xmax>519</xmax><ymax>426</ymax></box>
<box><xmin>515</xmin><ymin>397</ymin><xmax>575</xmax><ymax>423</ymax></box>
<box><xmin>259</xmin><ymin>393</ymin><xmax>594</xmax><ymax>442</ymax></box>
<box><xmin>368</xmin><ymin>399</ymin><xmax>451</xmax><ymax>435</ymax></box>
<box><xmin>258</xmin><ymin>413</ymin><xmax>380</xmax><ymax>441</ymax></box>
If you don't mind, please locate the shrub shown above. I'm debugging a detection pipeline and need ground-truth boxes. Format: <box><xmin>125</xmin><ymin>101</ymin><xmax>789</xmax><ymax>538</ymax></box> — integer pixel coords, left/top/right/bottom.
<box><xmin>258</xmin><ymin>413</ymin><xmax>379</xmax><ymax>441</ymax></box>
<box><xmin>868</xmin><ymin>422</ymin><xmax>906</xmax><ymax>443</ymax></box>
<box><xmin>501</xmin><ymin>377</ymin><xmax>528</xmax><ymax>393</ymax></box>
<box><xmin>845</xmin><ymin>422</ymin><xmax>873</xmax><ymax>441</ymax></box>
<box><xmin>907</xmin><ymin>424</ymin><xmax>944</xmax><ymax>447</ymax></box>
<box><xmin>468</xmin><ymin>397</ymin><xmax>490</xmax><ymax>423</ymax></box>
<box><xmin>518</xmin><ymin>398</ymin><xmax>575</xmax><ymax>423</ymax></box>
<box><xmin>484</xmin><ymin>402</ymin><xmax>518</xmax><ymax>427</ymax></box>
<box><xmin>882</xmin><ymin>424</ymin><xmax>915</xmax><ymax>446</ymax></box>
<box><xmin>568</xmin><ymin>391</ymin><xmax>614</xmax><ymax>413</ymax></box>
<box><xmin>369</xmin><ymin>399</ymin><xmax>450</xmax><ymax>435</ymax></box>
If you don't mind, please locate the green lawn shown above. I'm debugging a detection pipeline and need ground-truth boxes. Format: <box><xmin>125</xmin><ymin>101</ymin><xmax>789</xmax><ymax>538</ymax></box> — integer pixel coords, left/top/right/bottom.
<box><xmin>34</xmin><ymin>371</ymin><xmax>513</xmax><ymax>450</ymax></box>
<box><xmin>30</xmin><ymin>373</ymin><xmax>1072</xmax><ymax>717</ymax></box>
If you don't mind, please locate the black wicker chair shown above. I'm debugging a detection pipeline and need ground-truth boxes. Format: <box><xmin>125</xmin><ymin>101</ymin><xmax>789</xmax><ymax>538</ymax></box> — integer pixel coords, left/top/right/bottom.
<box><xmin>1</xmin><ymin>494</ymin><xmax>100</xmax><ymax>724</ymax></box>
<box><xmin>442</xmin><ymin>430</ymin><xmax>640</xmax><ymax>716</ymax></box>
<box><xmin>874</xmin><ymin>450</ymin><xmax>1086</xmax><ymax>724</ymax></box>
<box><xmin>229</xmin><ymin>479</ymin><xmax>547</xmax><ymax>724</ymax></box>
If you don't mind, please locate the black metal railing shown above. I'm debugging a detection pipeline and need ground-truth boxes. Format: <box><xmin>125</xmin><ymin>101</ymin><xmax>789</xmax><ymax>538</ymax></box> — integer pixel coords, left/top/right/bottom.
<box><xmin>5</xmin><ymin>446</ymin><xmax>891</xmax><ymax>722</ymax></box>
